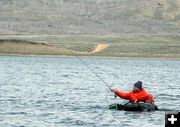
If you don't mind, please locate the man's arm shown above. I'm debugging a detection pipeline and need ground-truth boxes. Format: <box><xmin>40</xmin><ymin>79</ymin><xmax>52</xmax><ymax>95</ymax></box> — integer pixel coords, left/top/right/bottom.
<box><xmin>112</xmin><ymin>89</ymin><xmax>130</xmax><ymax>100</ymax></box>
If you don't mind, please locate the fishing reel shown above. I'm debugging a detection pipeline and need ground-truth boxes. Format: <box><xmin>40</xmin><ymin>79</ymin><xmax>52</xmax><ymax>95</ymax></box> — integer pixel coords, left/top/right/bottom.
<box><xmin>114</xmin><ymin>94</ymin><xmax>117</xmax><ymax>98</ymax></box>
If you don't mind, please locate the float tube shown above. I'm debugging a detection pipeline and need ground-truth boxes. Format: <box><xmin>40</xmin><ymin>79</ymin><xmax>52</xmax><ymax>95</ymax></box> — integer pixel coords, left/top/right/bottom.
<box><xmin>109</xmin><ymin>103</ymin><xmax>158</xmax><ymax>111</ymax></box>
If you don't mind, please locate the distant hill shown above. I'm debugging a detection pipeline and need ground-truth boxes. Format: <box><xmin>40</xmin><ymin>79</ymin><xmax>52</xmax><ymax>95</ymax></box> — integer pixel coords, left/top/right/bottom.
<box><xmin>0</xmin><ymin>0</ymin><xmax>179</xmax><ymax>35</ymax></box>
<box><xmin>1</xmin><ymin>35</ymin><xmax>180</xmax><ymax>58</ymax></box>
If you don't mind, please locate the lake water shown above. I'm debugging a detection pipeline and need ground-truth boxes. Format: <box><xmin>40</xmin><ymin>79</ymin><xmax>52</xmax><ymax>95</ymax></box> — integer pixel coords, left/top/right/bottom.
<box><xmin>0</xmin><ymin>56</ymin><xmax>180</xmax><ymax>127</ymax></box>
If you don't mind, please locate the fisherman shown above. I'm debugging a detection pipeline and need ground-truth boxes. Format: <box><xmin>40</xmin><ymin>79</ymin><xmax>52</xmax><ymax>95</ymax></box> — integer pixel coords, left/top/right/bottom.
<box><xmin>111</xmin><ymin>81</ymin><xmax>155</xmax><ymax>104</ymax></box>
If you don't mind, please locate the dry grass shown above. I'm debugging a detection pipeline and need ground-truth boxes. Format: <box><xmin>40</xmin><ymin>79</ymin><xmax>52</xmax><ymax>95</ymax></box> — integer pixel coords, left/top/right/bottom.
<box><xmin>0</xmin><ymin>41</ymin><xmax>70</xmax><ymax>55</ymax></box>
<box><xmin>0</xmin><ymin>35</ymin><xmax>180</xmax><ymax>59</ymax></box>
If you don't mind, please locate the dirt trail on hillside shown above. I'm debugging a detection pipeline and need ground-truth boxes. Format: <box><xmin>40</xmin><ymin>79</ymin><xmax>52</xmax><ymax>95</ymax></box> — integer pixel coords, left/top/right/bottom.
<box><xmin>91</xmin><ymin>44</ymin><xmax>108</xmax><ymax>53</ymax></box>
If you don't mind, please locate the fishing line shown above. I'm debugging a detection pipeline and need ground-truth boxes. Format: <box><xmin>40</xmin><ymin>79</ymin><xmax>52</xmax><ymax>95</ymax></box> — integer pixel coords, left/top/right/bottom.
<box><xmin>58</xmin><ymin>42</ymin><xmax>112</xmax><ymax>91</ymax></box>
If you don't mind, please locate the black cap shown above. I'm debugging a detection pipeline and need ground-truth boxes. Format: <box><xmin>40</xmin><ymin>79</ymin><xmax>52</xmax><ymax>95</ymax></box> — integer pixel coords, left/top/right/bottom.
<box><xmin>134</xmin><ymin>81</ymin><xmax>143</xmax><ymax>89</ymax></box>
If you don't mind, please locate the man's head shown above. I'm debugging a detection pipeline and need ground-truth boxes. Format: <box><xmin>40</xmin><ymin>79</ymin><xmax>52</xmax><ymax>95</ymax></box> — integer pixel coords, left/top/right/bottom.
<box><xmin>133</xmin><ymin>81</ymin><xmax>143</xmax><ymax>92</ymax></box>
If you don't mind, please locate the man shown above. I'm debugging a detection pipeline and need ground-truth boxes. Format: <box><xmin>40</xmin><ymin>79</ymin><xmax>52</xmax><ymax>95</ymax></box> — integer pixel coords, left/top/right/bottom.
<box><xmin>111</xmin><ymin>81</ymin><xmax>155</xmax><ymax>105</ymax></box>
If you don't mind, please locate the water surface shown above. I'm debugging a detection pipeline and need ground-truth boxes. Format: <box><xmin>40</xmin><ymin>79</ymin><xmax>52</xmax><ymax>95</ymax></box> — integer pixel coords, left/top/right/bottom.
<box><xmin>0</xmin><ymin>56</ymin><xmax>180</xmax><ymax>127</ymax></box>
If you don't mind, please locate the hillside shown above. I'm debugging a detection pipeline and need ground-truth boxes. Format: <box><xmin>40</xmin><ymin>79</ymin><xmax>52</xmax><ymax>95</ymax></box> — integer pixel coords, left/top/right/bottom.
<box><xmin>0</xmin><ymin>35</ymin><xmax>180</xmax><ymax>59</ymax></box>
<box><xmin>0</xmin><ymin>0</ymin><xmax>179</xmax><ymax>35</ymax></box>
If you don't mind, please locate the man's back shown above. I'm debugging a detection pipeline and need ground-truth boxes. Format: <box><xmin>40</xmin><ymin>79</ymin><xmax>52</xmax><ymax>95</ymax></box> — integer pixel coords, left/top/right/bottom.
<box><xmin>114</xmin><ymin>89</ymin><xmax>154</xmax><ymax>104</ymax></box>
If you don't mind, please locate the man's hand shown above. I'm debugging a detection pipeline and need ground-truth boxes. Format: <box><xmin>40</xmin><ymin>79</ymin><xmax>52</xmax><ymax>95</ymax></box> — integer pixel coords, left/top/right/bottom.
<box><xmin>111</xmin><ymin>88</ymin><xmax>117</xmax><ymax>92</ymax></box>
<box><xmin>146</xmin><ymin>99</ymin><xmax>155</xmax><ymax>104</ymax></box>
<box><xmin>134</xmin><ymin>99</ymin><xmax>138</xmax><ymax>104</ymax></box>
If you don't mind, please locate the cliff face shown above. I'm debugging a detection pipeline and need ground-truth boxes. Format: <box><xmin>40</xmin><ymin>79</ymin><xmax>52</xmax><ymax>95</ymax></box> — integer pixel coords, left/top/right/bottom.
<box><xmin>0</xmin><ymin>0</ymin><xmax>179</xmax><ymax>35</ymax></box>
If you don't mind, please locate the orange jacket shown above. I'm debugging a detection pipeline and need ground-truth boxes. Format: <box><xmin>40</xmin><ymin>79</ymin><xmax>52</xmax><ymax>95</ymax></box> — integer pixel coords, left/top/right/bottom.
<box><xmin>114</xmin><ymin>89</ymin><xmax>154</xmax><ymax>104</ymax></box>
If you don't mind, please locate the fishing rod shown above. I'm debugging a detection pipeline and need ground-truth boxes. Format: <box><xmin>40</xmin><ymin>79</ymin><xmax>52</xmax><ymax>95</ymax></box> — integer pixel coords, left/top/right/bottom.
<box><xmin>58</xmin><ymin>42</ymin><xmax>112</xmax><ymax>91</ymax></box>
<box><xmin>77</xmin><ymin>57</ymin><xmax>112</xmax><ymax>91</ymax></box>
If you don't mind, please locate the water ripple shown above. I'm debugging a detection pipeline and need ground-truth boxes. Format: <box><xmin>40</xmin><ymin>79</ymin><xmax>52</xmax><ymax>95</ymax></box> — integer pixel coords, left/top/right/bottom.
<box><xmin>0</xmin><ymin>56</ymin><xmax>180</xmax><ymax>127</ymax></box>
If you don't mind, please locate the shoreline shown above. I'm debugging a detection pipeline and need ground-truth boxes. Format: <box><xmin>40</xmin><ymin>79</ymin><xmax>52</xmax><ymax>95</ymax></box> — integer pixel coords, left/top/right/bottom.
<box><xmin>1</xmin><ymin>53</ymin><xmax>180</xmax><ymax>61</ymax></box>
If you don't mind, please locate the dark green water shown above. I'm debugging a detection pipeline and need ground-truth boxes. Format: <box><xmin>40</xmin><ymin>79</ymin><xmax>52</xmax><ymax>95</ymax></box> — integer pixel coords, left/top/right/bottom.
<box><xmin>0</xmin><ymin>56</ymin><xmax>179</xmax><ymax>127</ymax></box>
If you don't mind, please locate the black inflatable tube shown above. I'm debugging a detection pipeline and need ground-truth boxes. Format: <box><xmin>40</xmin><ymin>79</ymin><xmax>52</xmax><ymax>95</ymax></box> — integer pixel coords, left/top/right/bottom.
<box><xmin>109</xmin><ymin>103</ymin><xmax>158</xmax><ymax>111</ymax></box>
